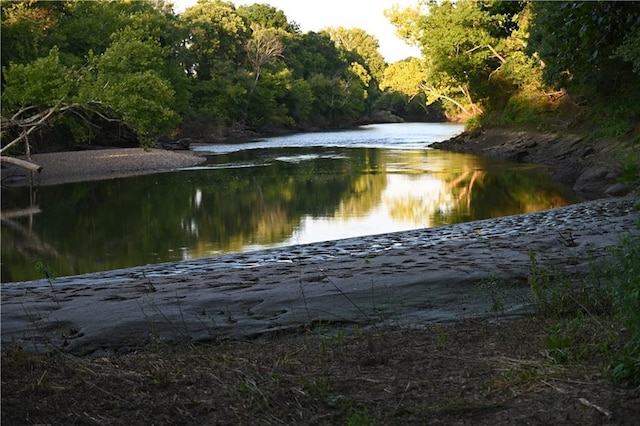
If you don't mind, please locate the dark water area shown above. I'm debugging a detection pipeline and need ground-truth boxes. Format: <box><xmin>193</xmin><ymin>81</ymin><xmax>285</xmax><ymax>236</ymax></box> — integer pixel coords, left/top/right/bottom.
<box><xmin>1</xmin><ymin>123</ymin><xmax>577</xmax><ymax>282</ymax></box>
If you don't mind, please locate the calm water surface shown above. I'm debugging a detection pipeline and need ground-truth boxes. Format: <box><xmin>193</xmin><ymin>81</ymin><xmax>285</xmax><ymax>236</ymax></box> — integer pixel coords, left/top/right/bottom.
<box><xmin>1</xmin><ymin>123</ymin><xmax>577</xmax><ymax>282</ymax></box>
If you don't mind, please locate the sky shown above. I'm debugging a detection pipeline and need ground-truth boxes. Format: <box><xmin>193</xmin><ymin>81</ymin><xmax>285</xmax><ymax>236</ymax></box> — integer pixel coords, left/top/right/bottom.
<box><xmin>171</xmin><ymin>0</ymin><xmax>422</xmax><ymax>63</ymax></box>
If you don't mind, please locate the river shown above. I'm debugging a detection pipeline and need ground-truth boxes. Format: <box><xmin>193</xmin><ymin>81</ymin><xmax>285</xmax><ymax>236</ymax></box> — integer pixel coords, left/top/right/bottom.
<box><xmin>1</xmin><ymin>123</ymin><xmax>577</xmax><ymax>282</ymax></box>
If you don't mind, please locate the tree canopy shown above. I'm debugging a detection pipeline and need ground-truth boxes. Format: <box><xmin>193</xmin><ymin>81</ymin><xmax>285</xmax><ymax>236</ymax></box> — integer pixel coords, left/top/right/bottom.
<box><xmin>1</xmin><ymin>0</ymin><xmax>407</xmax><ymax>150</ymax></box>
<box><xmin>387</xmin><ymin>0</ymin><xmax>640</xmax><ymax>129</ymax></box>
<box><xmin>2</xmin><ymin>0</ymin><xmax>639</xmax><ymax>151</ymax></box>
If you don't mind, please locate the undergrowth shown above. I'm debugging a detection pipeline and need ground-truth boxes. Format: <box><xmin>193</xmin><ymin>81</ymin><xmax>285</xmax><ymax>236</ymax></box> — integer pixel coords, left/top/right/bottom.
<box><xmin>528</xmin><ymin>219</ymin><xmax>640</xmax><ymax>385</ymax></box>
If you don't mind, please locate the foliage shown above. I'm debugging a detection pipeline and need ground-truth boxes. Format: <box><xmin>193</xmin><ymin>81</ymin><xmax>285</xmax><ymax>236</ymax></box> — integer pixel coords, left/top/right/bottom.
<box><xmin>3</xmin><ymin>0</ymin><xmax>640</xmax><ymax>145</ymax></box>
<box><xmin>327</xmin><ymin>26</ymin><xmax>386</xmax><ymax>83</ymax></box>
<box><xmin>386</xmin><ymin>0</ymin><xmax>530</xmax><ymax>119</ymax></box>
<box><xmin>527</xmin><ymin>228</ymin><xmax>640</xmax><ymax>386</ymax></box>
<box><xmin>527</xmin><ymin>1</ymin><xmax>640</xmax><ymax>94</ymax></box>
<box><xmin>1</xmin><ymin>47</ymin><xmax>72</xmax><ymax>109</ymax></box>
<box><xmin>606</xmin><ymin>234</ymin><xmax>640</xmax><ymax>384</ymax></box>
<box><xmin>1</xmin><ymin>0</ymin><xmax>389</xmax><ymax>148</ymax></box>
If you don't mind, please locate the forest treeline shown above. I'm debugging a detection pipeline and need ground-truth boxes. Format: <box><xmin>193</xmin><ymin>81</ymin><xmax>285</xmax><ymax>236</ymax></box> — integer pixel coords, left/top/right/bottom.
<box><xmin>1</xmin><ymin>0</ymin><xmax>640</xmax><ymax>150</ymax></box>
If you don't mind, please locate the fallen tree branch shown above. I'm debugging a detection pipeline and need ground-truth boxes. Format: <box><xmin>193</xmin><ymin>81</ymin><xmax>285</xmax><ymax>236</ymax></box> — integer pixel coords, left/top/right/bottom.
<box><xmin>0</xmin><ymin>155</ymin><xmax>42</xmax><ymax>173</ymax></box>
<box><xmin>1</xmin><ymin>102</ymin><xmax>67</xmax><ymax>154</ymax></box>
<box><xmin>0</xmin><ymin>206</ymin><xmax>42</xmax><ymax>220</ymax></box>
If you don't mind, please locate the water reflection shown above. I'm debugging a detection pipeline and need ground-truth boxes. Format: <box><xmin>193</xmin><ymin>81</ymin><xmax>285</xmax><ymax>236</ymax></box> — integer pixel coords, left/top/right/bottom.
<box><xmin>1</xmin><ymin>124</ymin><xmax>576</xmax><ymax>282</ymax></box>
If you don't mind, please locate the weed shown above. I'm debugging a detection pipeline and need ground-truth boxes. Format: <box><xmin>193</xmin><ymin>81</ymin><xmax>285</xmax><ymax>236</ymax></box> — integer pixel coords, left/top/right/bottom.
<box><xmin>346</xmin><ymin>411</ymin><xmax>372</xmax><ymax>426</ymax></box>
<box><xmin>528</xmin><ymin>228</ymin><xmax>640</xmax><ymax>385</ymax></box>
<box><xmin>543</xmin><ymin>325</ymin><xmax>572</xmax><ymax>363</ymax></box>
<box><xmin>527</xmin><ymin>250</ymin><xmax>552</xmax><ymax>313</ymax></box>
<box><xmin>478</xmin><ymin>273</ymin><xmax>506</xmax><ymax>319</ymax></box>
<box><xmin>607</xmin><ymin>234</ymin><xmax>640</xmax><ymax>384</ymax></box>
<box><xmin>33</xmin><ymin>258</ymin><xmax>60</xmax><ymax>308</ymax></box>
<box><xmin>318</xmin><ymin>268</ymin><xmax>377</xmax><ymax>328</ymax></box>
<box><xmin>437</xmin><ymin>326</ymin><xmax>447</xmax><ymax>350</ymax></box>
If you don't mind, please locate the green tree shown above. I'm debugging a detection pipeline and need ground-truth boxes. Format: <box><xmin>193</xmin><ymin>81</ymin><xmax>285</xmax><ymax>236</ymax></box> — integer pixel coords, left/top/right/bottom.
<box><xmin>523</xmin><ymin>1</ymin><xmax>640</xmax><ymax>136</ymax></box>
<box><xmin>379</xmin><ymin>57</ymin><xmax>443</xmax><ymax>119</ymax></box>
<box><xmin>179</xmin><ymin>1</ymin><xmax>251</xmax><ymax>126</ymax></box>
<box><xmin>327</xmin><ymin>26</ymin><xmax>386</xmax><ymax>83</ymax></box>
<box><xmin>1</xmin><ymin>47</ymin><xmax>71</xmax><ymax>110</ymax></box>
<box><xmin>79</xmin><ymin>29</ymin><xmax>180</xmax><ymax>137</ymax></box>
<box><xmin>179</xmin><ymin>0</ymin><xmax>248</xmax><ymax>82</ymax></box>
<box><xmin>528</xmin><ymin>1</ymin><xmax>640</xmax><ymax>93</ymax></box>
<box><xmin>0</xmin><ymin>0</ymin><xmax>64</xmax><ymax>76</ymax></box>
<box><xmin>237</xmin><ymin>2</ymin><xmax>296</xmax><ymax>32</ymax></box>
<box><xmin>2</xmin><ymin>0</ymin><xmax>185</xmax><ymax>147</ymax></box>
<box><xmin>387</xmin><ymin>0</ymin><xmax>529</xmax><ymax>118</ymax></box>
<box><xmin>283</xmin><ymin>31</ymin><xmax>345</xmax><ymax>80</ymax></box>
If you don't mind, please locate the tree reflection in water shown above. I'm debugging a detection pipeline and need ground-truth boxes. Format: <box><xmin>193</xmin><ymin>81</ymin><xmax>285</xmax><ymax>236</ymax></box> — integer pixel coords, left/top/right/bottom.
<box><xmin>1</xmin><ymin>124</ymin><xmax>576</xmax><ymax>282</ymax></box>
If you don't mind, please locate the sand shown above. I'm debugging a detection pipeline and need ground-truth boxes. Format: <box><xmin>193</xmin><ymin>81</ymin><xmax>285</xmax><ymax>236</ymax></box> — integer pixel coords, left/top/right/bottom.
<box><xmin>2</xmin><ymin>148</ymin><xmax>207</xmax><ymax>186</ymax></box>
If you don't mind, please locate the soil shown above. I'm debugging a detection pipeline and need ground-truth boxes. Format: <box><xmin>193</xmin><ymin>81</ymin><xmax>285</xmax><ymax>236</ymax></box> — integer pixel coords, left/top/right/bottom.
<box><xmin>2</xmin><ymin>317</ymin><xmax>639</xmax><ymax>425</ymax></box>
<box><xmin>2</xmin><ymin>128</ymin><xmax>639</xmax><ymax>424</ymax></box>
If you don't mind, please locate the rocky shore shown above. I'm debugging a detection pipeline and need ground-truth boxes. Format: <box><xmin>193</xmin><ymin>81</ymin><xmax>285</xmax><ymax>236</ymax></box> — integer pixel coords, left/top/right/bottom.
<box><xmin>431</xmin><ymin>128</ymin><xmax>637</xmax><ymax>200</ymax></box>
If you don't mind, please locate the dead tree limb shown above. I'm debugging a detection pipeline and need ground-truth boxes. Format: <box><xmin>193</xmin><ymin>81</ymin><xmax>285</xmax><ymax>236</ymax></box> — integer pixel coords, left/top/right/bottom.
<box><xmin>0</xmin><ymin>102</ymin><xmax>81</xmax><ymax>173</ymax></box>
<box><xmin>1</xmin><ymin>102</ymin><xmax>83</xmax><ymax>152</ymax></box>
<box><xmin>0</xmin><ymin>156</ymin><xmax>43</xmax><ymax>172</ymax></box>
<box><xmin>0</xmin><ymin>206</ymin><xmax>42</xmax><ymax>220</ymax></box>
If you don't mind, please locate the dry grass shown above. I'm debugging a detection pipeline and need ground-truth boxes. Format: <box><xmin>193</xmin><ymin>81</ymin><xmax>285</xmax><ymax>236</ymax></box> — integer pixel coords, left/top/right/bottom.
<box><xmin>3</xmin><ymin>316</ymin><xmax>639</xmax><ymax>425</ymax></box>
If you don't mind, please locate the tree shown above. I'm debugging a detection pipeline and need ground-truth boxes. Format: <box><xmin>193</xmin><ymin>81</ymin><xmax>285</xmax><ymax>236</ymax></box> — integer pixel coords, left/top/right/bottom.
<box><xmin>380</xmin><ymin>57</ymin><xmax>447</xmax><ymax>117</ymax></box>
<box><xmin>1</xmin><ymin>47</ymin><xmax>71</xmax><ymax>110</ymax></box>
<box><xmin>327</xmin><ymin>27</ymin><xmax>386</xmax><ymax>82</ymax></box>
<box><xmin>527</xmin><ymin>1</ymin><xmax>640</xmax><ymax>93</ymax></box>
<box><xmin>179</xmin><ymin>0</ymin><xmax>248</xmax><ymax>81</ymax></box>
<box><xmin>381</xmin><ymin>58</ymin><xmax>428</xmax><ymax>102</ymax></box>
<box><xmin>79</xmin><ymin>29</ymin><xmax>180</xmax><ymax>137</ymax></box>
<box><xmin>283</xmin><ymin>31</ymin><xmax>345</xmax><ymax>80</ymax></box>
<box><xmin>387</xmin><ymin>0</ymin><xmax>531</xmax><ymax>118</ymax></box>
<box><xmin>1</xmin><ymin>1</ymin><xmax>185</xmax><ymax>149</ymax></box>
<box><xmin>246</xmin><ymin>23</ymin><xmax>284</xmax><ymax>99</ymax></box>
<box><xmin>237</xmin><ymin>3</ymin><xmax>296</xmax><ymax>33</ymax></box>
<box><xmin>0</xmin><ymin>0</ymin><xmax>64</xmax><ymax>77</ymax></box>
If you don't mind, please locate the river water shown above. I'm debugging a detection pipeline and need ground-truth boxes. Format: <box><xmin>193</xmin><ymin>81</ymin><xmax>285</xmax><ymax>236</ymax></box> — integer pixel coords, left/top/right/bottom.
<box><xmin>1</xmin><ymin>123</ymin><xmax>577</xmax><ymax>282</ymax></box>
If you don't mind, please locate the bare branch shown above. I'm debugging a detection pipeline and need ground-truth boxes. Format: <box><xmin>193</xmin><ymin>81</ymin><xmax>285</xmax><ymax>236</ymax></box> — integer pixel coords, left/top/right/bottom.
<box><xmin>0</xmin><ymin>155</ymin><xmax>42</xmax><ymax>173</ymax></box>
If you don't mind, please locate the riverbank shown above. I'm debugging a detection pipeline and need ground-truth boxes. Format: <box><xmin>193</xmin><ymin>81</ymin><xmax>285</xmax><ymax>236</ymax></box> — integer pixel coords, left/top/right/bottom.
<box><xmin>431</xmin><ymin>128</ymin><xmax>637</xmax><ymax>200</ymax></box>
<box><xmin>2</xmin><ymin>197</ymin><xmax>639</xmax><ymax>423</ymax></box>
<box><xmin>2</xmin><ymin>131</ymin><xmax>639</xmax><ymax>424</ymax></box>
<box><xmin>1</xmin><ymin>147</ymin><xmax>206</xmax><ymax>187</ymax></box>
<box><xmin>2</xmin><ymin>196</ymin><xmax>638</xmax><ymax>353</ymax></box>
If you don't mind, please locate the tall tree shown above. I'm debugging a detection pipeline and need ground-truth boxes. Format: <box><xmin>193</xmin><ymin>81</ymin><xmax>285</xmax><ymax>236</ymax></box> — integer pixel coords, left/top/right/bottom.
<box><xmin>327</xmin><ymin>27</ymin><xmax>386</xmax><ymax>82</ymax></box>
<box><xmin>237</xmin><ymin>2</ymin><xmax>296</xmax><ymax>32</ymax></box>
<box><xmin>179</xmin><ymin>0</ymin><xmax>248</xmax><ymax>81</ymax></box>
<box><xmin>527</xmin><ymin>1</ymin><xmax>640</xmax><ymax>93</ymax></box>
<box><xmin>387</xmin><ymin>0</ymin><xmax>529</xmax><ymax>117</ymax></box>
<box><xmin>1</xmin><ymin>0</ymin><xmax>185</xmax><ymax>148</ymax></box>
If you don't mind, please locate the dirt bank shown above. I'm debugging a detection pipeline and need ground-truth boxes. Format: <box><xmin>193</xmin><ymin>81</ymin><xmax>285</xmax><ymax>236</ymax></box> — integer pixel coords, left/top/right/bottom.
<box><xmin>431</xmin><ymin>129</ymin><xmax>637</xmax><ymax>200</ymax></box>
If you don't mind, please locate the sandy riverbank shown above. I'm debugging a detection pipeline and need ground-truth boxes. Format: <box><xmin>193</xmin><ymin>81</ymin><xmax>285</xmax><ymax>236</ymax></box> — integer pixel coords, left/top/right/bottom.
<box><xmin>1</xmin><ymin>148</ymin><xmax>207</xmax><ymax>186</ymax></box>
